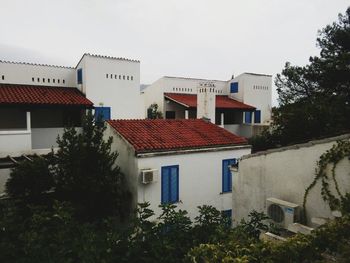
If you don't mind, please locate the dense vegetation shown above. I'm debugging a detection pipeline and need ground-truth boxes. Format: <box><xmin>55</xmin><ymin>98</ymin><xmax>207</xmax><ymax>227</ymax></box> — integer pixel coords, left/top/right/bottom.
<box><xmin>250</xmin><ymin>7</ymin><xmax>350</xmax><ymax>152</ymax></box>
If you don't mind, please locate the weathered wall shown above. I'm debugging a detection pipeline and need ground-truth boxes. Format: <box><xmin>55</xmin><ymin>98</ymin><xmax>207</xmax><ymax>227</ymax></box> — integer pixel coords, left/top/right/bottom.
<box><xmin>233</xmin><ymin>134</ymin><xmax>350</xmax><ymax>225</ymax></box>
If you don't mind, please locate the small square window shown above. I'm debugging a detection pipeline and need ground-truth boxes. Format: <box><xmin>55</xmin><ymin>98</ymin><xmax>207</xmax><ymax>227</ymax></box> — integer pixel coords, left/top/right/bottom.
<box><xmin>127</xmin><ymin>76</ymin><xmax>129</xmax><ymax>80</ymax></box>
<box><xmin>43</xmin><ymin>78</ymin><xmax>45</xmax><ymax>83</ymax></box>
<box><xmin>131</xmin><ymin>76</ymin><xmax>133</xmax><ymax>81</ymax></box>
<box><xmin>32</xmin><ymin>77</ymin><xmax>35</xmax><ymax>82</ymax></box>
<box><xmin>58</xmin><ymin>79</ymin><xmax>60</xmax><ymax>83</ymax></box>
<box><xmin>37</xmin><ymin>78</ymin><xmax>40</xmax><ymax>82</ymax></box>
<box><xmin>123</xmin><ymin>75</ymin><xmax>125</xmax><ymax>80</ymax></box>
<box><xmin>63</xmin><ymin>79</ymin><xmax>65</xmax><ymax>84</ymax></box>
<box><xmin>106</xmin><ymin>74</ymin><xmax>108</xmax><ymax>78</ymax></box>
<box><xmin>119</xmin><ymin>75</ymin><xmax>121</xmax><ymax>79</ymax></box>
<box><xmin>1</xmin><ymin>75</ymin><xmax>4</xmax><ymax>80</ymax></box>
<box><xmin>53</xmin><ymin>79</ymin><xmax>55</xmax><ymax>83</ymax></box>
<box><xmin>48</xmin><ymin>79</ymin><xmax>50</xmax><ymax>83</ymax></box>
<box><xmin>115</xmin><ymin>74</ymin><xmax>117</xmax><ymax>79</ymax></box>
<box><xmin>110</xmin><ymin>74</ymin><xmax>113</xmax><ymax>79</ymax></box>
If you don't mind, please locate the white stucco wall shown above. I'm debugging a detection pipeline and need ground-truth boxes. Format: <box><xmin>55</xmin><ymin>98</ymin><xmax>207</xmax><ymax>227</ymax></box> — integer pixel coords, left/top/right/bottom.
<box><xmin>77</xmin><ymin>54</ymin><xmax>142</xmax><ymax>119</ymax></box>
<box><xmin>233</xmin><ymin>134</ymin><xmax>350</xmax><ymax>226</ymax></box>
<box><xmin>0</xmin><ymin>61</ymin><xmax>76</xmax><ymax>87</ymax></box>
<box><xmin>0</xmin><ymin>168</ymin><xmax>11</xmax><ymax>194</ymax></box>
<box><xmin>0</xmin><ymin>130</ymin><xmax>32</xmax><ymax>157</ymax></box>
<box><xmin>137</xmin><ymin>147</ymin><xmax>250</xmax><ymax>220</ymax></box>
<box><xmin>229</xmin><ymin>73</ymin><xmax>272</xmax><ymax>124</ymax></box>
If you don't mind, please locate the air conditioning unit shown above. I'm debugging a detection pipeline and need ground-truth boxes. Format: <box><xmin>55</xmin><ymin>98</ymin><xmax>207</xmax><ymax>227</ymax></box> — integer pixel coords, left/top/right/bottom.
<box><xmin>141</xmin><ymin>169</ymin><xmax>158</xmax><ymax>184</ymax></box>
<box><xmin>266</xmin><ymin>197</ymin><xmax>300</xmax><ymax>229</ymax></box>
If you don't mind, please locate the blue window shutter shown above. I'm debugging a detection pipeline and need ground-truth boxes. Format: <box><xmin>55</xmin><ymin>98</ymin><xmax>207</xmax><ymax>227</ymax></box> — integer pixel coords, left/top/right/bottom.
<box><xmin>77</xmin><ymin>68</ymin><xmax>83</xmax><ymax>84</ymax></box>
<box><xmin>161</xmin><ymin>165</ymin><xmax>179</xmax><ymax>204</ymax></box>
<box><xmin>222</xmin><ymin>209</ymin><xmax>232</xmax><ymax>227</ymax></box>
<box><xmin>161</xmin><ymin>167</ymin><xmax>170</xmax><ymax>204</ymax></box>
<box><xmin>244</xmin><ymin>112</ymin><xmax>252</xmax><ymax>124</ymax></box>
<box><xmin>230</xmin><ymin>82</ymin><xmax>238</xmax><ymax>93</ymax></box>
<box><xmin>95</xmin><ymin>107</ymin><xmax>111</xmax><ymax>121</ymax></box>
<box><xmin>254</xmin><ymin>110</ymin><xmax>261</xmax><ymax>123</ymax></box>
<box><xmin>222</xmin><ymin>159</ymin><xmax>236</xmax><ymax>192</ymax></box>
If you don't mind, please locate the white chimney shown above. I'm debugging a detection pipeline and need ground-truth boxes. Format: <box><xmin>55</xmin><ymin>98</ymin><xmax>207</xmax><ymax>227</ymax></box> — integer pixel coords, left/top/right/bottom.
<box><xmin>197</xmin><ymin>81</ymin><xmax>216</xmax><ymax>123</ymax></box>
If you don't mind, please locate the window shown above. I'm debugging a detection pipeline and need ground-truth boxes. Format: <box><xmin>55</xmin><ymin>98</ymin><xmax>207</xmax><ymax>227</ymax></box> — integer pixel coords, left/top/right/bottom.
<box><xmin>244</xmin><ymin>112</ymin><xmax>252</xmax><ymax>124</ymax></box>
<box><xmin>37</xmin><ymin>77</ymin><xmax>40</xmax><ymax>82</ymax></box>
<box><xmin>161</xmin><ymin>165</ymin><xmax>179</xmax><ymax>204</ymax></box>
<box><xmin>58</xmin><ymin>79</ymin><xmax>60</xmax><ymax>84</ymax></box>
<box><xmin>222</xmin><ymin>159</ymin><xmax>236</xmax><ymax>193</ymax></box>
<box><xmin>123</xmin><ymin>75</ymin><xmax>125</xmax><ymax>80</ymax></box>
<box><xmin>230</xmin><ymin>82</ymin><xmax>238</xmax><ymax>93</ymax></box>
<box><xmin>1</xmin><ymin>75</ymin><xmax>4</xmax><ymax>80</ymax></box>
<box><xmin>32</xmin><ymin>77</ymin><xmax>34</xmax><ymax>82</ymax></box>
<box><xmin>127</xmin><ymin>76</ymin><xmax>129</xmax><ymax>80</ymax></box>
<box><xmin>119</xmin><ymin>75</ymin><xmax>121</xmax><ymax>79</ymax></box>
<box><xmin>63</xmin><ymin>79</ymin><xmax>65</xmax><ymax>84</ymax></box>
<box><xmin>95</xmin><ymin>107</ymin><xmax>111</xmax><ymax>121</ymax></box>
<box><xmin>53</xmin><ymin>79</ymin><xmax>55</xmax><ymax>83</ymax></box>
<box><xmin>110</xmin><ymin>74</ymin><xmax>113</xmax><ymax>78</ymax></box>
<box><xmin>115</xmin><ymin>74</ymin><xmax>117</xmax><ymax>79</ymax></box>
<box><xmin>222</xmin><ymin>209</ymin><xmax>232</xmax><ymax>227</ymax></box>
<box><xmin>106</xmin><ymin>74</ymin><xmax>108</xmax><ymax>78</ymax></box>
<box><xmin>254</xmin><ymin>110</ymin><xmax>261</xmax><ymax>123</ymax></box>
<box><xmin>77</xmin><ymin>68</ymin><xmax>83</xmax><ymax>84</ymax></box>
<box><xmin>43</xmin><ymin>78</ymin><xmax>45</xmax><ymax>83</ymax></box>
<box><xmin>165</xmin><ymin>111</ymin><xmax>175</xmax><ymax>119</ymax></box>
<box><xmin>48</xmin><ymin>78</ymin><xmax>50</xmax><ymax>83</ymax></box>
<box><xmin>131</xmin><ymin>76</ymin><xmax>133</xmax><ymax>81</ymax></box>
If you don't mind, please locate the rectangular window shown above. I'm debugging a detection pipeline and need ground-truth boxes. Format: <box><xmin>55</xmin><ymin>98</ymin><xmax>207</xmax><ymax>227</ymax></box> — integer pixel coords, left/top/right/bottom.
<box><xmin>244</xmin><ymin>112</ymin><xmax>252</xmax><ymax>124</ymax></box>
<box><xmin>161</xmin><ymin>165</ymin><xmax>179</xmax><ymax>204</ymax></box>
<box><xmin>222</xmin><ymin>159</ymin><xmax>236</xmax><ymax>193</ymax></box>
<box><xmin>254</xmin><ymin>110</ymin><xmax>261</xmax><ymax>123</ymax></box>
<box><xmin>165</xmin><ymin>111</ymin><xmax>175</xmax><ymax>119</ymax></box>
<box><xmin>77</xmin><ymin>68</ymin><xmax>83</xmax><ymax>84</ymax></box>
<box><xmin>222</xmin><ymin>209</ymin><xmax>232</xmax><ymax>227</ymax></box>
<box><xmin>95</xmin><ymin>107</ymin><xmax>111</xmax><ymax>121</ymax></box>
<box><xmin>230</xmin><ymin>82</ymin><xmax>238</xmax><ymax>93</ymax></box>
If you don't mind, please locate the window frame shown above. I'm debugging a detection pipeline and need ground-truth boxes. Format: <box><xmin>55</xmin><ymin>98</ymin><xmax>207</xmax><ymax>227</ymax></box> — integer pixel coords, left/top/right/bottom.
<box><xmin>77</xmin><ymin>68</ymin><xmax>83</xmax><ymax>84</ymax></box>
<box><xmin>222</xmin><ymin>158</ymin><xmax>236</xmax><ymax>193</ymax></box>
<box><xmin>161</xmin><ymin>165</ymin><xmax>179</xmax><ymax>204</ymax></box>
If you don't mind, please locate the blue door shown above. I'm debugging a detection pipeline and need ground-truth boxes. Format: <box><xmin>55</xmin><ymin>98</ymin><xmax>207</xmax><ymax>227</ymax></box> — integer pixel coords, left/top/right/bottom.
<box><xmin>222</xmin><ymin>159</ymin><xmax>236</xmax><ymax>192</ymax></box>
<box><xmin>161</xmin><ymin>165</ymin><xmax>179</xmax><ymax>204</ymax></box>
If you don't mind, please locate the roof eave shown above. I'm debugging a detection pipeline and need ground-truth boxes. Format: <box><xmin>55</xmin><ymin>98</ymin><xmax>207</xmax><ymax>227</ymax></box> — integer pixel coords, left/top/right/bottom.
<box><xmin>135</xmin><ymin>144</ymin><xmax>251</xmax><ymax>158</ymax></box>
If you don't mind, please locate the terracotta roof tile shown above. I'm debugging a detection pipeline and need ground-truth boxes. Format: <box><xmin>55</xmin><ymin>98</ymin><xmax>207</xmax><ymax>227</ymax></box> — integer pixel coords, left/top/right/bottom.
<box><xmin>0</xmin><ymin>84</ymin><xmax>93</xmax><ymax>107</ymax></box>
<box><xmin>164</xmin><ymin>93</ymin><xmax>255</xmax><ymax>110</ymax></box>
<box><xmin>108</xmin><ymin>119</ymin><xmax>248</xmax><ymax>154</ymax></box>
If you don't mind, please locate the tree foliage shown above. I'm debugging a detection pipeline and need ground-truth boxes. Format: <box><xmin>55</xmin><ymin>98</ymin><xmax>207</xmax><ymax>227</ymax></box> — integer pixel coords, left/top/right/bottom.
<box><xmin>147</xmin><ymin>103</ymin><xmax>163</xmax><ymax>119</ymax></box>
<box><xmin>251</xmin><ymin>7</ymin><xmax>350</xmax><ymax>151</ymax></box>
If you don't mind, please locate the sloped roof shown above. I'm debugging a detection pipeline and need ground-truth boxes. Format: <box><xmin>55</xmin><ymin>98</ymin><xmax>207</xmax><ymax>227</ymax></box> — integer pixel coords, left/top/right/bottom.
<box><xmin>0</xmin><ymin>84</ymin><xmax>93</xmax><ymax>107</ymax></box>
<box><xmin>164</xmin><ymin>93</ymin><xmax>255</xmax><ymax>110</ymax></box>
<box><xmin>108</xmin><ymin>119</ymin><xmax>248</xmax><ymax>154</ymax></box>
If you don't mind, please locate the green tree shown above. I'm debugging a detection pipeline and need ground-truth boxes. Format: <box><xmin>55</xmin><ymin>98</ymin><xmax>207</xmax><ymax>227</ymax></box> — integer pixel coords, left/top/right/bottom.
<box><xmin>53</xmin><ymin>111</ymin><xmax>130</xmax><ymax>220</ymax></box>
<box><xmin>147</xmin><ymin>103</ymin><xmax>163</xmax><ymax>119</ymax></box>
<box><xmin>251</xmin><ymin>7</ymin><xmax>350</xmax><ymax>150</ymax></box>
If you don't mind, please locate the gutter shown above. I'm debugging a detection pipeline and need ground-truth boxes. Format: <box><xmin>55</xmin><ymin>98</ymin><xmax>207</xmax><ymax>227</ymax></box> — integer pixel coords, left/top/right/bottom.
<box><xmin>136</xmin><ymin>144</ymin><xmax>251</xmax><ymax>158</ymax></box>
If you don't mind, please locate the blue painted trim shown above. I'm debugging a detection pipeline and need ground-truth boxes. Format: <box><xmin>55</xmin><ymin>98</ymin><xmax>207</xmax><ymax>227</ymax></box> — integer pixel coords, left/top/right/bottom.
<box><xmin>161</xmin><ymin>165</ymin><xmax>179</xmax><ymax>204</ymax></box>
<box><xmin>222</xmin><ymin>159</ymin><xmax>236</xmax><ymax>193</ymax></box>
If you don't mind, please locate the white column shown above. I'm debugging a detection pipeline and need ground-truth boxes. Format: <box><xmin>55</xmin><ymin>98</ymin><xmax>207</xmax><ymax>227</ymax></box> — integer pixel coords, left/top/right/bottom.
<box><xmin>220</xmin><ymin>113</ymin><xmax>224</xmax><ymax>127</ymax></box>
<box><xmin>26</xmin><ymin>111</ymin><xmax>31</xmax><ymax>131</ymax></box>
<box><xmin>185</xmin><ymin>110</ymin><xmax>189</xmax><ymax>119</ymax></box>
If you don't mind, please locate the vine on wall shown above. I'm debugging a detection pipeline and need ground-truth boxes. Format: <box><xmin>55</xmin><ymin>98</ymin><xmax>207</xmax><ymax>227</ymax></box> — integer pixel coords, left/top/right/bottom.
<box><xmin>303</xmin><ymin>140</ymin><xmax>350</xmax><ymax>221</ymax></box>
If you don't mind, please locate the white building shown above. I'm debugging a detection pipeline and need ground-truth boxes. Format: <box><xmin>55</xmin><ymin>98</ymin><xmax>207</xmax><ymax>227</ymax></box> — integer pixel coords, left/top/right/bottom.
<box><xmin>142</xmin><ymin>73</ymin><xmax>272</xmax><ymax>138</ymax></box>
<box><xmin>0</xmin><ymin>53</ymin><xmax>143</xmax><ymax>194</ymax></box>
<box><xmin>106</xmin><ymin>118</ymin><xmax>251</xmax><ymax>220</ymax></box>
<box><xmin>0</xmin><ymin>53</ymin><xmax>142</xmax><ymax>156</ymax></box>
<box><xmin>232</xmin><ymin>134</ymin><xmax>350</xmax><ymax>228</ymax></box>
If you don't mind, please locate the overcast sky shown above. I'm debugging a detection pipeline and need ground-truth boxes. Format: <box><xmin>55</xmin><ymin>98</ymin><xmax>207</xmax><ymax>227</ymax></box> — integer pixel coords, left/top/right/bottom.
<box><xmin>0</xmin><ymin>0</ymin><xmax>349</xmax><ymax>105</ymax></box>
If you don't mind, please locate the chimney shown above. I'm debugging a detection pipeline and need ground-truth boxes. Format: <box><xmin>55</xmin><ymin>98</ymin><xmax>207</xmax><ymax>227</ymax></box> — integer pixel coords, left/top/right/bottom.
<box><xmin>197</xmin><ymin>81</ymin><xmax>216</xmax><ymax>123</ymax></box>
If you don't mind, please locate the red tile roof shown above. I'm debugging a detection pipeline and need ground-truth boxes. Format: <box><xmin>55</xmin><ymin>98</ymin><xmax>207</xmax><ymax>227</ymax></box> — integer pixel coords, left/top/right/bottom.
<box><xmin>108</xmin><ymin>119</ymin><xmax>248</xmax><ymax>154</ymax></box>
<box><xmin>164</xmin><ymin>93</ymin><xmax>255</xmax><ymax>110</ymax></box>
<box><xmin>0</xmin><ymin>84</ymin><xmax>93</xmax><ymax>107</ymax></box>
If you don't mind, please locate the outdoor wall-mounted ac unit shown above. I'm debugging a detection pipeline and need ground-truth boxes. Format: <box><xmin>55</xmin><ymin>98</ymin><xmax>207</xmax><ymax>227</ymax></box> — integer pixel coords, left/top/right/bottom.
<box><xmin>141</xmin><ymin>169</ymin><xmax>158</xmax><ymax>184</ymax></box>
<box><xmin>266</xmin><ymin>197</ymin><xmax>300</xmax><ymax>229</ymax></box>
